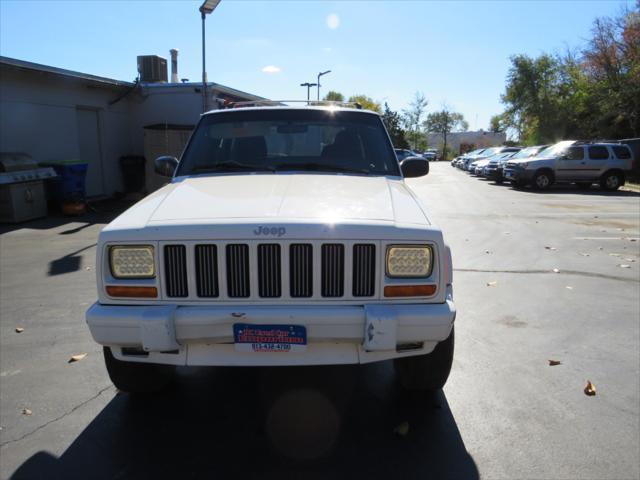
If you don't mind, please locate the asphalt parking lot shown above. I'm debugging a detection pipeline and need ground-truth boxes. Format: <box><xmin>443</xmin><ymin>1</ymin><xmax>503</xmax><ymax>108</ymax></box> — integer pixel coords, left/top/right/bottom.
<box><xmin>1</xmin><ymin>163</ymin><xmax>639</xmax><ymax>480</ymax></box>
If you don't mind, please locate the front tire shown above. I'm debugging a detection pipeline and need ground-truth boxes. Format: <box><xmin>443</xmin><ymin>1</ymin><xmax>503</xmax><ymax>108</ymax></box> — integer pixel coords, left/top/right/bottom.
<box><xmin>600</xmin><ymin>171</ymin><xmax>623</xmax><ymax>191</ymax></box>
<box><xmin>394</xmin><ymin>326</ymin><xmax>454</xmax><ymax>391</ymax></box>
<box><xmin>103</xmin><ymin>347</ymin><xmax>175</xmax><ymax>394</ymax></box>
<box><xmin>532</xmin><ymin>170</ymin><xmax>553</xmax><ymax>190</ymax></box>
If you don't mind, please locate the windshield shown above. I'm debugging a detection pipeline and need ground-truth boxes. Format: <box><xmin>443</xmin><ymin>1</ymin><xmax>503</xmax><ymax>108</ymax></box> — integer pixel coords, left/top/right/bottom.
<box><xmin>510</xmin><ymin>147</ymin><xmax>540</xmax><ymax>159</ymax></box>
<box><xmin>535</xmin><ymin>141</ymin><xmax>575</xmax><ymax>158</ymax></box>
<box><xmin>177</xmin><ymin>109</ymin><xmax>400</xmax><ymax>176</ymax></box>
<box><xmin>479</xmin><ymin>147</ymin><xmax>500</xmax><ymax>157</ymax></box>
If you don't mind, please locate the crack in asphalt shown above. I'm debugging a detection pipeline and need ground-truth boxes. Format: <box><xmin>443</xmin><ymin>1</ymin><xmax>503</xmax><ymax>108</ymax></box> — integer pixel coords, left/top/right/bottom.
<box><xmin>0</xmin><ymin>384</ymin><xmax>114</xmax><ymax>448</ymax></box>
<box><xmin>454</xmin><ymin>268</ymin><xmax>639</xmax><ymax>283</ymax></box>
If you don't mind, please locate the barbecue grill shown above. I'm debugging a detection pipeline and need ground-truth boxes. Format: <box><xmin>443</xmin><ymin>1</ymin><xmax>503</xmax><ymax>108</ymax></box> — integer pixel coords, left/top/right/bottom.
<box><xmin>0</xmin><ymin>152</ymin><xmax>56</xmax><ymax>223</ymax></box>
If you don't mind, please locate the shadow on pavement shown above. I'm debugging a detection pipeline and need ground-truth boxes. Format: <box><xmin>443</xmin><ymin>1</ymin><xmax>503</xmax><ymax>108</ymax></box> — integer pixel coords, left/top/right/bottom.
<box><xmin>0</xmin><ymin>198</ymin><xmax>136</xmax><ymax>236</ymax></box>
<box><xmin>10</xmin><ymin>362</ymin><xmax>478</xmax><ymax>480</ymax></box>
<box><xmin>487</xmin><ymin>182</ymin><xmax>640</xmax><ymax>196</ymax></box>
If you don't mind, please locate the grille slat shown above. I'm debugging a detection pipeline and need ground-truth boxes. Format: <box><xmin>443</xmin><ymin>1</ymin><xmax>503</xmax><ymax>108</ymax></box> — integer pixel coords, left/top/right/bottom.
<box><xmin>258</xmin><ymin>244</ymin><xmax>281</xmax><ymax>298</ymax></box>
<box><xmin>195</xmin><ymin>245</ymin><xmax>219</xmax><ymax>297</ymax></box>
<box><xmin>226</xmin><ymin>244</ymin><xmax>250</xmax><ymax>298</ymax></box>
<box><xmin>164</xmin><ymin>245</ymin><xmax>188</xmax><ymax>297</ymax></box>
<box><xmin>290</xmin><ymin>244</ymin><xmax>312</xmax><ymax>297</ymax></box>
<box><xmin>353</xmin><ymin>244</ymin><xmax>376</xmax><ymax>297</ymax></box>
<box><xmin>321</xmin><ymin>244</ymin><xmax>344</xmax><ymax>297</ymax></box>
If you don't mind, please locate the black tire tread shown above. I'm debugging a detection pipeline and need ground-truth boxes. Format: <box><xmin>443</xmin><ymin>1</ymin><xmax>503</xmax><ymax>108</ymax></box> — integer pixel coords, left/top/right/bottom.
<box><xmin>394</xmin><ymin>326</ymin><xmax>455</xmax><ymax>392</ymax></box>
<box><xmin>103</xmin><ymin>347</ymin><xmax>175</xmax><ymax>394</ymax></box>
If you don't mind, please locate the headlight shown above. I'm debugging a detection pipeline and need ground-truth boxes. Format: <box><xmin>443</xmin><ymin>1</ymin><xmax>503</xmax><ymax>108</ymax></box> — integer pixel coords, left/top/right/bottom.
<box><xmin>386</xmin><ymin>245</ymin><xmax>433</xmax><ymax>278</ymax></box>
<box><xmin>110</xmin><ymin>245</ymin><xmax>155</xmax><ymax>278</ymax></box>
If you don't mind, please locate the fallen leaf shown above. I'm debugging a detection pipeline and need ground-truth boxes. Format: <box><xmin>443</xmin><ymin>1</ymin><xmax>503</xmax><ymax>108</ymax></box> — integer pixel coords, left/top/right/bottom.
<box><xmin>15</xmin><ymin>327</ymin><xmax>24</xmax><ymax>333</ymax></box>
<box><xmin>552</xmin><ymin>268</ymin><xmax>560</xmax><ymax>273</ymax></box>
<box><xmin>85</xmin><ymin>266</ymin><xmax>91</xmax><ymax>271</ymax></box>
<box><xmin>579</xmin><ymin>252</ymin><xmax>590</xmax><ymax>257</ymax></box>
<box><xmin>503</xmin><ymin>232</ymin><xmax>511</xmax><ymax>235</ymax></box>
<box><xmin>584</xmin><ymin>380</ymin><xmax>596</xmax><ymax>396</ymax></box>
<box><xmin>565</xmin><ymin>286</ymin><xmax>573</xmax><ymax>290</ymax></box>
<box><xmin>486</xmin><ymin>281</ymin><xmax>498</xmax><ymax>287</ymax></box>
<box><xmin>609</xmin><ymin>253</ymin><xmax>622</xmax><ymax>257</ymax></box>
<box><xmin>625</xmin><ymin>258</ymin><xmax>635</xmax><ymax>262</ymax></box>
<box><xmin>68</xmin><ymin>353</ymin><xmax>88</xmax><ymax>363</ymax></box>
<box><xmin>545</xmin><ymin>246</ymin><xmax>557</xmax><ymax>251</ymax></box>
<box><xmin>548</xmin><ymin>360</ymin><xmax>562</xmax><ymax>366</ymax></box>
<box><xmin>598</xmin><ymin>247</ymin><xmax>604</xmax><ymax>250</ymax></box>
<box><xmin>630</xmin><ymin>238</ymin><xmax>637</xmax><ymax>242</ymax></box>
<box><xmin>485</xmin><ymin>250</ymin><xmax>492</xmax><ymax>254</ymax></box>
<box><xmin>22</xmin><ymin>408</ymin><xmax>32</xmax><ymax>416</ymax></box>
<box><xmin>619</xmin><ymin>264</ymin><xmax>631</xmax><ymax>268</ymax></box>
<box><xmin>393</xmin><ymin>421</ymin><xmax>410</xmax><ymax>437</ymax></box>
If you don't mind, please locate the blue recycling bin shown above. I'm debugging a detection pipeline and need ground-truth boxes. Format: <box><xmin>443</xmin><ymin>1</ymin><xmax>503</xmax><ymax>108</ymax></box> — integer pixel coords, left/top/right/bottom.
<box><xmin>40</xmin><ymin>160</ymin><xmax>88</xmax><ymax>203</ymax></box>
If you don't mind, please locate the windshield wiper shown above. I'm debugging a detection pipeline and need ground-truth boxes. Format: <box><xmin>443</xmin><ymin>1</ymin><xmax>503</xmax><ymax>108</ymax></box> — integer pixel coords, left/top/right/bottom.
<box><xmin>273</xmin><ymin>162</ymin><xmax>369</xmax><ymax>174</ymax></box>
<box><xmin>192</xmin><ymin>161</ymin><xmax>275</xmax><ymax>173</ymax></box>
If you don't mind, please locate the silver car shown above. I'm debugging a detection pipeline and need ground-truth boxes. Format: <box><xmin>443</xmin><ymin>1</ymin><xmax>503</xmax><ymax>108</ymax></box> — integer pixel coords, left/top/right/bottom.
<box><xmin>503</xmin><ymin>141</ymin><xmax>634</xmax><ymax>191</ymax></box>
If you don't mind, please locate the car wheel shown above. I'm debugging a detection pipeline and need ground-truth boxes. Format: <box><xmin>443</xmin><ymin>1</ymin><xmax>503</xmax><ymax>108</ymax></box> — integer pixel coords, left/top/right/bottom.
<box><xmin>394</xmin><ymin>326</ymin><xmax>454</xmax><ymax>391</ymax></box>
<box><xmin>103</xmin><ymin>347</ymin><xmax>176</xmax><ymax>394</ymax></box>
<box><xmin>532</xmin><ymin>171</ymin><xmax>553</xmax><ymax>190</ymax></box>
<box><xmin>576</xmin><ymin>182</ymin><xmax>592</xmax><ymax>190</ymax></box>
<box><xmin>600</xmin><ymin>172</ymin><xmax>623</xmax><ymax>191</ymax></box>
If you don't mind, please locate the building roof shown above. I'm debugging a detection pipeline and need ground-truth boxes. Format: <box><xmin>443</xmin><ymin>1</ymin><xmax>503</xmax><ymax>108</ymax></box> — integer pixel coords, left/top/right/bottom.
<box><xmin>0</xmin><ymin>56</ymin><xmax>265</xmax><ymax>101</ymax></box>
<box><xmin>0</xmin><ymin>56</ymin><xmax>135</xmax><ymax>89</ymax></box>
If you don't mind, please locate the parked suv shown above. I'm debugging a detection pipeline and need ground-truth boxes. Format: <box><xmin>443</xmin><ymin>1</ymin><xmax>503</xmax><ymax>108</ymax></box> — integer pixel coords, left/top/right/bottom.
<box><xmin>86</xmin><ymin>104</ymin><xmax>456</xmax><ymax>394</ymax></box>
<box><xmin>504</xmin><ymin>141</ymin><xmax>634</xmax><ymax>191</ymax></box>
<box><xmin>484</xmin><ymin>145</ymin><xmax>547</xmax><ymax>183</ymax></box>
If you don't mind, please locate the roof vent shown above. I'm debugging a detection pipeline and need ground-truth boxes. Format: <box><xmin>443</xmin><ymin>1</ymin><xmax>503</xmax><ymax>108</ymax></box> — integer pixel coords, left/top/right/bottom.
<box><xmin>137</xmin><ymin>55</ymin><xmax>168</xmax><ymax>83</ymax></box>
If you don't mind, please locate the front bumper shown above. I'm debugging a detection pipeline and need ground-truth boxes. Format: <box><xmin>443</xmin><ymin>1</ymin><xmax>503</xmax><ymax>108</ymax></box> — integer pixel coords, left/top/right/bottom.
<box><xmin>86</xmin><ymin>290</ymin><xmax>456</xmax><ymax>366</ymax></box>
<box><xmin>504</xmin><ymin>166</ymin><xmax>534</xmax><ymax>182</ymax></box>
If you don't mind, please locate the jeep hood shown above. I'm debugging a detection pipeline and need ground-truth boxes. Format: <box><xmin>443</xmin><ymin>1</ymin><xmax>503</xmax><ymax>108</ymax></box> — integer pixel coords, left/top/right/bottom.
<box><xmin>105</xmin><ymin>174</ymin><xmax>430</xmax><ymax>231</ymax></box>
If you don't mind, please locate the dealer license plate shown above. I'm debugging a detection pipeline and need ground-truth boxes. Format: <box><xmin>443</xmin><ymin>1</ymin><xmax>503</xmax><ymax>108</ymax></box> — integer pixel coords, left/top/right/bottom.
<box><xmin>233</xmin><ymin>324</ymin><xmax>307</xmax><ymax>353</ymax></box>
<box><xmin>505</xmin><ymin>171</ymin><xmax>514</xmax><ymax>179</ymax></box>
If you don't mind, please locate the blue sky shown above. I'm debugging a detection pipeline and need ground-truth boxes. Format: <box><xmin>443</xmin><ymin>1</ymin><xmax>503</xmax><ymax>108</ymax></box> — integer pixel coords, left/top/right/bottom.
<box><xmin>0</xmin><ymin>0</ymin><xmax>632</xmax><ymax>129</ymax></box>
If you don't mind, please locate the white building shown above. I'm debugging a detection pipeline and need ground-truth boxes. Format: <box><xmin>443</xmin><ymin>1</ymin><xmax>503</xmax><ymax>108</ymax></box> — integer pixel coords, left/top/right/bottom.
<box><xmin>0</xmin><ymin>56</ymin><xmax>264</xmax><ymax>198</ymax></box>
<box><xmin>427</xmin><ymin>130</ymin><xmax>507</xmax><ymax>154</ymax></box>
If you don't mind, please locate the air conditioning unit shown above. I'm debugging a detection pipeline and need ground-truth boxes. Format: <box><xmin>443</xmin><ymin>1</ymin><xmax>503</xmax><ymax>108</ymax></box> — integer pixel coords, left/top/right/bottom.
<box><xmin>137</xmin><ymin>55</ymin><xmax>168</xmax><ymax>83</ymax></box>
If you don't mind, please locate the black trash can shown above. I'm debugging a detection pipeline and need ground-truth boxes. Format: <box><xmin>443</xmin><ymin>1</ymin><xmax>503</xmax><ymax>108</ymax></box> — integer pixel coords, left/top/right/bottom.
<box><xmin>119</xmin><ymin>156</ymin><xmax>146</xmax><ymax>193</ymax></box>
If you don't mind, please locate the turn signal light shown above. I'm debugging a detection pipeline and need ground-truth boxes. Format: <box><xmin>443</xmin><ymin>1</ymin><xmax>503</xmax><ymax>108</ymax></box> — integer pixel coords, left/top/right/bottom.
<box><xmin>384</xmin><ymin>285</ymin><xmax>437</xmax><ymax>297</ymax></box>
<box><xmin>106</xmin><ymin>286</ymin><xmax>158</xmax><ymax>298</ymax></box>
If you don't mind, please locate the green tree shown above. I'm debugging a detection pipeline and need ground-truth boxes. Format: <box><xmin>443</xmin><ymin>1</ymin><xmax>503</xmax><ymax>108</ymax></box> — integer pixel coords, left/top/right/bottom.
<box><xmin>424</xmin><ymin>107</ymin><xmax>468</xmax><ymax>161</ymax></box>
<box><xmin>348</xmin><ymin>94</ymin><xmax>381</xmax><ymax>112</ymax></box>
<box><xmin>402</xmin><ymin>92</ymin><xmax>429</xmax><ymax>150</ymax></box>
<box><xmin>323</xmin><ymin>91</ymin><xmax>344</xmax><ymax>102</ymax></box>
<box><xmin>381</xmin><ymin>102</ymin><xmax>409</xmax><ymax>149</ymax></box>
<box><xmin>489</xmin><ymin>114</ymin><xmax>505</xmax><ymax>132</ymax></box>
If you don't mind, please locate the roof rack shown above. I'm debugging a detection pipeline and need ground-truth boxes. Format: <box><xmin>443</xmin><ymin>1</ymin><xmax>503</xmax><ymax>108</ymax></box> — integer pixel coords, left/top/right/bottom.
<box><xmin>223</xmin><ymin>99</ymin><xmax>365</xmax><ymax>110</ymax></box>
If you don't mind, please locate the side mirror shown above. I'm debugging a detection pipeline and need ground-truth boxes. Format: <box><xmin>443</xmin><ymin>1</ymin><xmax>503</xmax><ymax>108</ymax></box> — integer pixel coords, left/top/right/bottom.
<box><xmin>401</xmin><ymin>156</ymin><xmax>429</xmax><ymax>178</ymax></box>
<box><xmin>154</xmin><ymin>156</ymin><xmax>178</xmax><ymax>177</ymax></box>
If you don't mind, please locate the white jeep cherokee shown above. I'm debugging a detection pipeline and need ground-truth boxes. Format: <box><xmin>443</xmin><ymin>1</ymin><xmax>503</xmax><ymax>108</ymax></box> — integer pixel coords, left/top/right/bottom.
<box><xmin>86</xmin><ymin>105</ymin><xmax>456</xmax><ymax>393</ymax></box>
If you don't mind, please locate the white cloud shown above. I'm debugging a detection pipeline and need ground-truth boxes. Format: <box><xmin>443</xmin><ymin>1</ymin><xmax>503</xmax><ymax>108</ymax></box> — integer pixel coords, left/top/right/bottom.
<box><xmin>261</xmin><ymin>65</ymin><xmax>281</xmax><ymax>74</ymax></box>
<box><xmin>326</xmin><ymin>13</ymin><xmax>340</xmax><ymax>30</ymax></box>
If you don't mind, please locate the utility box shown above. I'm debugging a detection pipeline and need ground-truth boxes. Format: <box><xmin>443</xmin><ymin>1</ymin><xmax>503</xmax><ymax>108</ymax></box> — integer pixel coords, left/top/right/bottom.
<box><xmin>143</xmin><ymin>124</ymin><xmax>193</xmax><ymax>193</ymax></box>
<box><xmin>137</xmin><ymin>56</ymin><xmax>168</xmax><ymax>83</ymax></box>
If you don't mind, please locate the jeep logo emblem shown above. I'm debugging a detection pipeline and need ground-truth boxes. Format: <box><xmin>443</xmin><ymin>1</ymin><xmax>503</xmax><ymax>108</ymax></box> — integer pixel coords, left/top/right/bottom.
<box><xmin>253</xmin><ymin>226</ymin><xmax>286</xmax><ymax>237</ymax></box>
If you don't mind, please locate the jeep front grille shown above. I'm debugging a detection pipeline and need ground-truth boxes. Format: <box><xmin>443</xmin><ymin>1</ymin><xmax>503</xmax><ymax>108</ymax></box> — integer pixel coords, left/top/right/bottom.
<box><xmin>164</xmin><ymin>242</ymin><xmax>379</xmax><ymax>301</ymax></box>
<box><xmin>164</xmin><ymin>245</ymin><xmax>188</xmax><ymax>298</ymax></box>
<box><xmin>226</xmin><ymin>244</ymin><xmax>250</xmax><ymax>298</ymax></box>
<box><xmin>321</xmin><ymin>244</ymin><xmax>345</xmax><ymax>297</ymax></box>
<box><xmin>258</xmin><ymin>244</ymin><xmax>281</xmax><ymax>298</ymax></box>
<box><xmin>195</xmin><ymin>244</ymin><xmax>219</xmax><ymax>297</ymax></box>
<box><xmin>352</xmin><ymin>244</ymin><xmax>375</xmax><ymax>297</ymax></box>
<box><xmin>290</xmin><ymin>244</ymin><xmax>313</xmax><ymax>298</ymax></box>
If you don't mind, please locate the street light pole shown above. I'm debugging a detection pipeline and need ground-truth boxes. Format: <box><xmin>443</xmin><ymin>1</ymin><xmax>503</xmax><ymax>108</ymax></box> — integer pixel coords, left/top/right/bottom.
<box><xmin>201</xmin><ymin>11</ymin><xmax>207</xmax><ymax>112</ymax></box>
<box><xmin>300</xmin><ymin>82</ymin><xmax>317</xmax><ymax>104</ymax></box>
<box><xmin>199</xmin><ymin>0</ymin><xmax>221</xmax><ymax>113</ymax></box>
<box><xmin>317</xmin><ymin>70</ymin><xmax>331</xmax><ymax>101</ymax></box>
